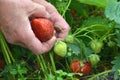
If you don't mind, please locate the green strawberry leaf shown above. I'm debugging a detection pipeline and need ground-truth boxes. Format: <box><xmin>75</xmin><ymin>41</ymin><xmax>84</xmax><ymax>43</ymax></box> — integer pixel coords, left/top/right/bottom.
<box><xmin>115</xmin><ymin>33</ymin><xmax>120</xmax><ymax>47</ymax></box>
<box><xmin>111</xmin><ymin>55</ymin><xmax>120</xmax><ymax>79</ymax></box>
<box><xmin>105</xmin><ymin>2</ymin><xmax>120</xmax><ymax>24</ymax></box>
<box><xmin>78</xmin><ymin>0</ymin><xmax>117</xmax><ymax>8</ymax></box>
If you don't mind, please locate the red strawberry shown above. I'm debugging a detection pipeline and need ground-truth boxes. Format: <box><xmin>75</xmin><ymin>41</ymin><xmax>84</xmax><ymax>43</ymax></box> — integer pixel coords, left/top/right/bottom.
<box><xmin>70</xmin><ymin>60</ymin><xmax>92</xmax><ymax>76</ymax></box>
<box><xmin>31</xmin><ymin>18</ymin><xmax>54</xmax><ymax>42</ymax></box>
<box><xmin>70</xmin><ymin>60</ymin><xmax>81</xmax><ymax>73</ymax></box>
<box><xmin>0</xmin><ymin>60</ymin><xmax>3</xmax><ymax>70</ymax></box>
<box><xmin>70</xmin><ymin>9</ymin><xmax>76</xmax><ymax>16</ymax></box>
<box><xmin>81</xmin><ymin>62</ymin><xmax>92</xmax><ymax>75</ymax></box>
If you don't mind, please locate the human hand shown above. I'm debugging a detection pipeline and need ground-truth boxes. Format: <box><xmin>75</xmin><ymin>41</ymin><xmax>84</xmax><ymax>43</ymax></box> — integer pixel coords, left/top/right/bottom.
<box><xmin>0</xmin><ymin>0</ymin><xmax>56</xmax><ymax>54</ymax></box>
<box><xmin>33</xmin><ymin>0</ymin><xmax>70</xmax><ymax>40</ymax></box>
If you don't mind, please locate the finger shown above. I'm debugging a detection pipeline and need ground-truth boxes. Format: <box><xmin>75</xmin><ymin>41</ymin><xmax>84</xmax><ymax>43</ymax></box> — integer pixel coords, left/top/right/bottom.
<box><xmin>44</xmin><ymin>3</ymin><xmax>70</xmax><ymax>39</ymax></box>
<box><xmin>41</xmin><ymin>36</ymin><xmax>56</xmax><ymax>53</ymax></box>
<box><xmin>33</xmin><ymin>0</ymin><xmax>58</xmax><ymax>15</ymax></box>
<box><xmin>25</xmin><ymin>36</ymin><xmax>56</xmax><ymax>55</ymax></box>
<box><xmin>28</xmin><ymin>2</ymin><xmax>50</xmax><ymax>19</ymax></box>
<box><xmin>54</xmin><ymin>16</ymin><xmax>70</xmax><ymax>40</ymax></box>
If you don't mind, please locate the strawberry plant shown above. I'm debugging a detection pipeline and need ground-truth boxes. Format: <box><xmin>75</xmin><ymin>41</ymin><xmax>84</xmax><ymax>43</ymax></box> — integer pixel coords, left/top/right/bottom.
<box><xmin>0</xmin><ymin>0</ymin><xmax>120</xmax><ymax>80</ymax></box>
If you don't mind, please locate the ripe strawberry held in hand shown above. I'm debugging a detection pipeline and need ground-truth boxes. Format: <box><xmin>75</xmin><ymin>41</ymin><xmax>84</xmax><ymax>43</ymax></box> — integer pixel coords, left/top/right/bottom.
<box><xmin>31</xmin><ymin>18</ymin><xmax>54</xmax><ymax>42</ymax></box>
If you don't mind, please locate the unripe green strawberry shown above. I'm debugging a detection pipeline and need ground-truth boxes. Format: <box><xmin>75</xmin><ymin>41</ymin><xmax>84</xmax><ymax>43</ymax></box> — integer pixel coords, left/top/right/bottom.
<box><xmin>54</xmin><ymin>41</ymin><xmax>67</xmax><ymax>57</ymax></box>
<box><xmin>90</xmin><ymin>39</ymin><xmax>103</xmax><ymax>53</ymax></box>
<box><xmin>65</xmin><ymin>35</ymin><xmax>74</xmax><ymax>43</ymax></box>
<box><xmin>89</xmin><ymin>54</ymin><xmax>100</xmax><ymax>66</ymax></box>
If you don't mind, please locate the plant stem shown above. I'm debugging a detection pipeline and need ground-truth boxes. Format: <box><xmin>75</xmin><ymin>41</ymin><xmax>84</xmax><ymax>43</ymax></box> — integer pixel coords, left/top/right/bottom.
<box><xmin>39</xmin><ymin>55</ymin><xmax>47</xmax><ymax>72</ymax></box>
<box><xmin>0</xmin><ymin>36</ymin><xmax>11</xmax><ymax>64</ymax></box>
<box><xmin>62</xmin><ymin>0</ymin><xmax>72</xmax><ymax>17</ymax></box>
<box><xmin>75</xmin><ymin>38</ymin><xmax>88</xmax><ymax>61</ymax></box>
<box><xmin>36</xmin><ymin>55</ymin><xmax>45</xmax><ymax>72</ymax></box>
<box><xmin>65</xmin><ymin>58</ymin><xmax>70</xmax><ymax>72</ymax></box>
<box><xmin>99</xmin><ymin>22</ymin><xmax>115</xmax><ymax>41</ymax></box>
<box><xmin>88</xmin><ymin>70</ymin><xmax>112</xmax><ymax>80</ymax></box>
<box><xmin>0</xmin><ymin>31</ymin><xmax>15</xmax><ymax>63</ymax></box>
<box><xmin>0</xmin><ymin>31</ymin><xmax>16</xmax><ymax>80</ymax></box>
<box><xmin>76</xmin><ymin>35</ymin><xmax>93</xmax><ymax>41</ymax></box>
<box><xmin>6</xmin><ymin>46</ymin><xmax>15</xmax><ymax>62</ymax></box>
<box><xmin>49</xmin><ymin>51</ymin><xmax>56</xmax><ymax>72</ymax></box>
<box><xmin>37</xmin><ymin>55</ymin><xmax>48</xmax><ymax>78</ymax></box>
<box><xmin>73</xmin><ymin>24</ymin><xmax>107</xmax><ymax>36</ymax></box>
<box><xmin>19</xmin><ymin>73</ymin><xmax>24</xmax><ymax>80</ymax></box>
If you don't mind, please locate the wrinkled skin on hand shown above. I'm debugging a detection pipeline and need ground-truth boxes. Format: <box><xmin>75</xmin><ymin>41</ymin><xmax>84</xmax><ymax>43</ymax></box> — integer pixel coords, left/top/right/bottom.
<box><xmin>0</xmin><ymin>0</ymin><xmax>70</xmax><ymax>54</ymax></box>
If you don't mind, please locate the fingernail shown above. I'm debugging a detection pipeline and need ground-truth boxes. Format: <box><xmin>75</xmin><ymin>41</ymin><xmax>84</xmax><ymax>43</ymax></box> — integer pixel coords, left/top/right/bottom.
<box><xmin>54</xmin><ymin>25</ymin><xmax>63</xmax><ymax>32</ymax></box>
